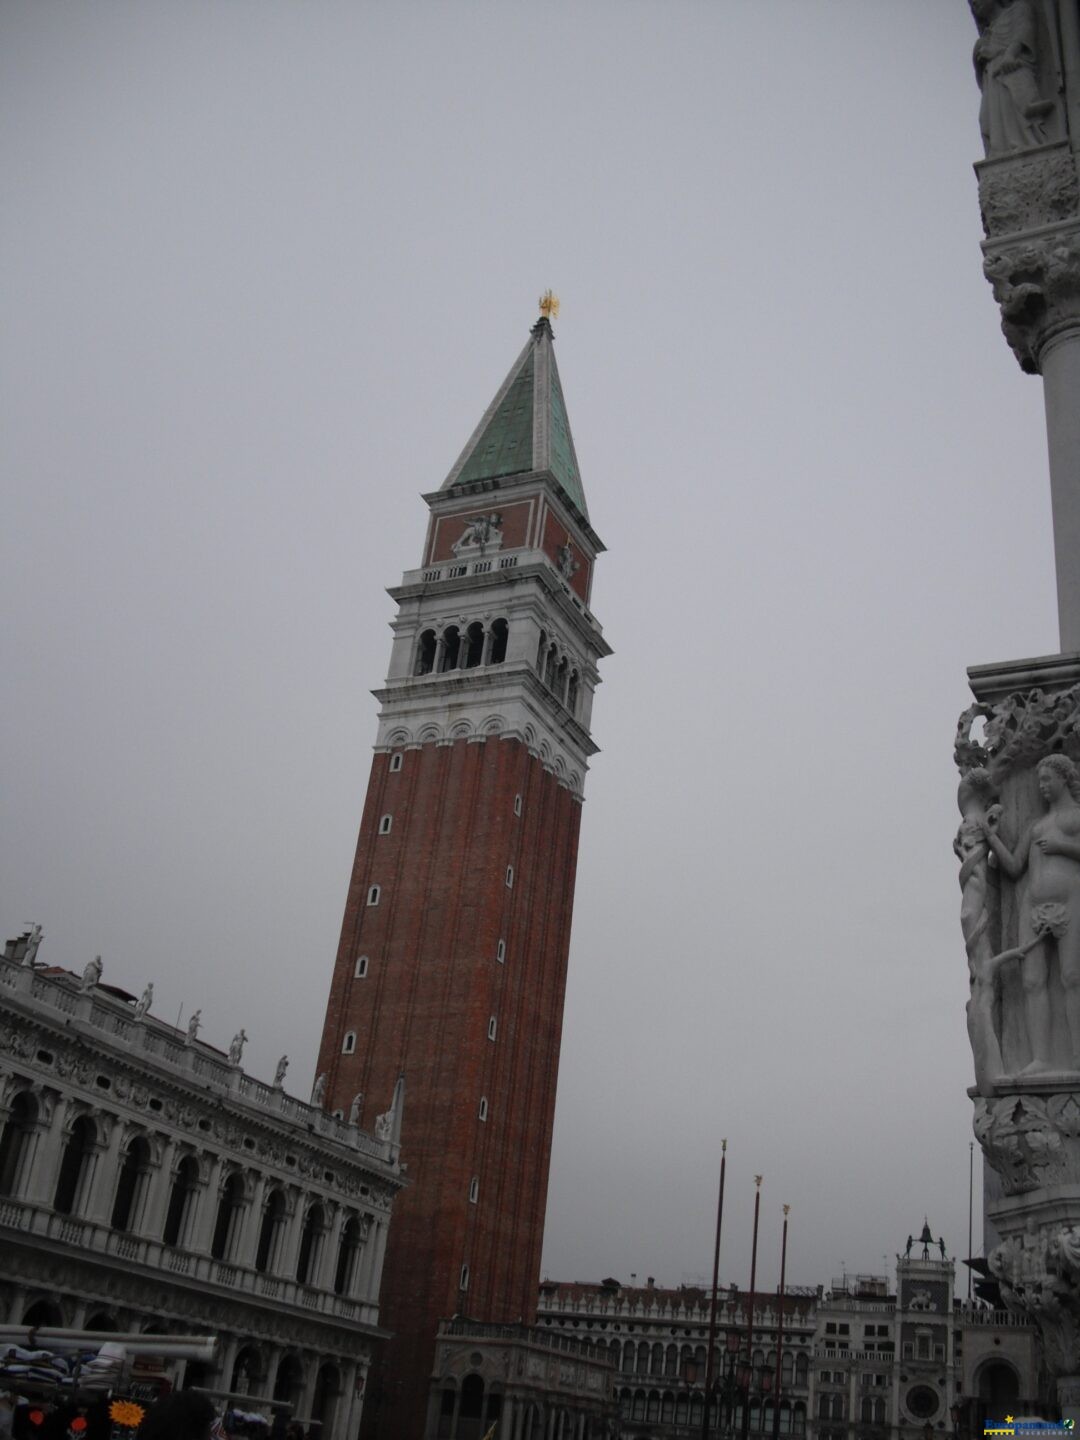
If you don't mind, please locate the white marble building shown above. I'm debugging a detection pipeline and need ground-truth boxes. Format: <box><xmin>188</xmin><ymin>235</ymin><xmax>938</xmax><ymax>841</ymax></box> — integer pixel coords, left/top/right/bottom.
<box><xmin>0</xmin><ymin>938</ymin><xmax>405</xmax><ymax>1437</ymax></box>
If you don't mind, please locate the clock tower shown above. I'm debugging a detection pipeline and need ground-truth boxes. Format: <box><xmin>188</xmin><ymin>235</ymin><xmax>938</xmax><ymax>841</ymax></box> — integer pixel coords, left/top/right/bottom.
<box><xmin>316</xmin><ymin>308</ymin><xmax>610</xmax><ymax>1439</ymax></box>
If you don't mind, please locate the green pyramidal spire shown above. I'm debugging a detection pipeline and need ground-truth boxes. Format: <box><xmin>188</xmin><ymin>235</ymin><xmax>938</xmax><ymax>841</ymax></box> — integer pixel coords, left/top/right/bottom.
<box><xmin>442</xmin><ymin>315</ymin><xmax>588</xmax><ymax>520</ymax></box>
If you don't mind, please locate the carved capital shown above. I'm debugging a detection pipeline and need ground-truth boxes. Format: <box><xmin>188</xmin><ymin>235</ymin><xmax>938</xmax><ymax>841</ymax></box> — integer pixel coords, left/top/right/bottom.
<box><xmin>988</xmin><ymin>1215</ymin><xmax>1080</xmax><ymax>1375</ymax></box>
<box><xmin>983</xmin><ymin>228</ymin><xmax>1080</xmax><ymax>373</ymax></box>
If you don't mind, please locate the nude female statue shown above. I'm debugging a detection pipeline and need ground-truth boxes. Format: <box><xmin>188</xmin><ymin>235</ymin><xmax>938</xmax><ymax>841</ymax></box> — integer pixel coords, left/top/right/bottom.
<box><xmin>983</xmin><ymin>755</ymin><xmax>1080</xmax><ymax>1070</ymax></box>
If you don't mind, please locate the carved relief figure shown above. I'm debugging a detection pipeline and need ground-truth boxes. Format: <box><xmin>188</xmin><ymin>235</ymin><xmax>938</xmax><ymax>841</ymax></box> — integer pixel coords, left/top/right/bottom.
<box><xmin>982</xmin><ymin>755</ymin><xmax>1080</xmax><ymax>1070</ymax></box>
<box><xmin>971</xmin><ymin>0</ymin><xmax>1056</xmax><ymax>156</ymax></box>
<box><xmin>81</xmin><ymin>955</ymin><xmax>103</xmax><ymax>991</ymax></box>
<box><xmin>452</xmin><ymin>513</ymin><xmax>502</xmax><ymax>555</ymax></box>
<box><xmin>556</xmin><ymin>541</ymin><xmax>579</xmax><ymax>580</ymax></box>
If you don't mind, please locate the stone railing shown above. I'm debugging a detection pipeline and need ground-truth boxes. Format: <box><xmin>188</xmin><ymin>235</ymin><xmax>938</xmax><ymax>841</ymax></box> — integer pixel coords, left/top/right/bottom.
<box><xmin>440</xmin><ymin>1318</ymin><xmax>613</xmax><ymax>1363</ymax></box>
<box><xmin>403</xmin><ymin>549</ymin><xmax>601</xmax><ymax>628</ymax></box>
<box><xmin>0</xmin><ymin>1196</ymin><xmax>380</xmax><ymax>1329</ymax></box>
<box><xmin>1</xmin><ymin>958</ymin><xmax>391</xmax><ymax>1163</ymax></box>
<box><xmin>956</xmin><ymin>1305</ymin><xmax>1032</xmax><ymax>1329</ymax></box>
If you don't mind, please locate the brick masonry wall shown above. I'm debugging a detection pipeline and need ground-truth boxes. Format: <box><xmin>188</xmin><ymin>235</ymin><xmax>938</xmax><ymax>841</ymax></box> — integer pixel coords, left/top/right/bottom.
<box><xmin>317</xmin><ymin>736</ymin><xmax>583</xmax><ymax>1440</ymax></box>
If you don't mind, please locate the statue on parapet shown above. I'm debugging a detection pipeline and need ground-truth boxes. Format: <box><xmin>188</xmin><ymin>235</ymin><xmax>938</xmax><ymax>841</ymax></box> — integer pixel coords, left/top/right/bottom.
<box><xmin>185</xmin><ymin>1009</ymin><xmax>201</xmax><ymax>1043</ymax></box>
<box><xmin>134</xmin><ymin>983</ymin><xmax>153</xmax><ymax>1021</ymax></box>
<box><xmin>228</xmin><ymin>1028</ymin><xmax>247</xmax><ymax>1065</ymax></box>
<box><xmin>273</xmin><ymin>1055</ymin><xmax>289</xmax><ymax>1088</ymax></box>
<box><xmin>81</xmin><ymin>955</ymin><xmax>102</xmax><ymax>991</ymax></box>
<box><xmin>970</xmin><ymin>0</ymin><xmax>1056</xmax><ymax>157</ymax></box>
<box><xmin>311</xmin><ymin>1072</ymin><xmax>327</xmax><ymax>1107</ymax></box>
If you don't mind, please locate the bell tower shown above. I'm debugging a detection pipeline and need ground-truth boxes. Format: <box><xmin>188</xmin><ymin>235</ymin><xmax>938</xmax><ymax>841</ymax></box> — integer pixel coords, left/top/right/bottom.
<box><xmin>316</xmin><ymin>306</ymin><xmax>610</xmax><ymax>1439</ymax></box>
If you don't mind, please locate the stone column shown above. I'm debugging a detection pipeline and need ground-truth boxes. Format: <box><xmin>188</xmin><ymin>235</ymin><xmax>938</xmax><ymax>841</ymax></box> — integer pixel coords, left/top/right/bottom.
<box><xmin>234</xmin><ymin>1170</ymin><xmax>269</xmax><ymax>1270</ymax></box>
<box><xmin>278</xmin><ymin>1189</ymin><xmax>307</xmax><ymax>1282</ymax></box>
<box><xmin>190</xmin><ymin>1154</ymin><xmax>224</xmax><ymax>1255</ymax></box>
<box><xmin>85</xmin><ymin>1114</ymin><xmax>124</xmax><ymax>1223</ymax></box>
<box><xmin>140</xmin><ymin>1138</ymin><xmax>177</xmax><ymax>1240</ymax></box>
<box><xmin>1041</xmin><ymin>331</ymin><xmax>1080</xmax><ymax>651</ymax></box>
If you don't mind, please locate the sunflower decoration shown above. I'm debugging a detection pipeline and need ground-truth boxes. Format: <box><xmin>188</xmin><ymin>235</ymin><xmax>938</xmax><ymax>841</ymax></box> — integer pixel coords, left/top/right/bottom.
<box><xmin>108</xmin><ymin>1398</ymin><xmax>146</xmax><ymax>1431</ymax></box>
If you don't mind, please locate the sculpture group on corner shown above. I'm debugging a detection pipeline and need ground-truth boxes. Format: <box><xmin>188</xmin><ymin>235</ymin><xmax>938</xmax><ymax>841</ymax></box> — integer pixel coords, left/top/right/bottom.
<box><xmin>954</xmin><ymin>686</ymin><xmax>1080</xmax><ymax>1093</ymax></box>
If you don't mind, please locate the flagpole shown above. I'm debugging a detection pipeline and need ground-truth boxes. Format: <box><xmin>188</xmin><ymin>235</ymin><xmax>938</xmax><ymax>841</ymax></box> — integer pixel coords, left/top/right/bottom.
<box><xmin>741</xmin><ymin>1176</ymin><xmax>762</xmax><ymax>1440</ymax></box>
<box><xmin>702</xmin><ymin>1140</ymin><xmax>728</xmax><ymax>1440</ymax></box>
<box><xmin>771</xmin><ymin>1205</ymin><xmax>790</xmax><ymax>1440</ymax></box>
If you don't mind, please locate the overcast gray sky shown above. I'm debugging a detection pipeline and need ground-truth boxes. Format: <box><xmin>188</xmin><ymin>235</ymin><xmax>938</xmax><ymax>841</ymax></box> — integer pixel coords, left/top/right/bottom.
<box><xmin>1</xmin><ymin>1</ymin><xmax>1059</xmax><ymax>1296</ymax></box>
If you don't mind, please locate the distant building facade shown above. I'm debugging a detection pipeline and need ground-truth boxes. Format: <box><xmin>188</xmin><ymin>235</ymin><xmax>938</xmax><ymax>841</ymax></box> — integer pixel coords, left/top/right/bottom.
<box><xmin>0</xmin><ymin>940</ymin><xmax>405</xmax><ymax>1438</ymax></box>
<box><xmin>538</xmin><ymin>1278</ymin><xmax>816</xmax><ymax>1440</ymax></box>
<box><xmin>425</xmin><ymin>1318</ymin><xmax>615</xmax><ymax>1440</ymax></box>
<box><xmin>538</xmin><ymin>1237</ymin><xmax>1051</xmax><ymax>1440</ymax></box>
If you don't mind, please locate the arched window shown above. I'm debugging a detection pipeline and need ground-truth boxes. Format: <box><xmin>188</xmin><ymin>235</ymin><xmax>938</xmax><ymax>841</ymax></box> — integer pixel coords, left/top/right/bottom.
<box><xmin>366</xmin><ymin>885</ymin><xmax>380</xmax><ymax>906</ymax></box>
<box><xmin>556</xmin><ymin>655</ymin><xmax>569</xmax><ymax>701</ymax></box>
<box><xmin>0</xmin><ymin>1091</ymin><xmax>38</xmax><ymax>1197</ymax></box>
<box><xmin>355</xmin><ymin>955</ymin><xmax>369</xmax><ymax>978</ymax></box>
<box><xmin>792</xmin><ymin>1402</ymin><xmax>807</xmax><ymax>1436</ymax></box>
<box><xmin>621</xmin><ymin>1341</ymin><xmax>634</xmax><ymax>1372</ymax></box>
<box><xmin>296</xmin><ymin>1202</ymin><xmax>326</xmax><ymax>1286</ymax></box>
<box><xmin>255</xmin><ymin>1188</ymin><xmax>287</xmax><ymax>1274</ymax></box>
<box><xmin>544</xmin><ymin>643</ymin><xmax>558</xmax><ymax>689</ymax></box>
<box><xmin>342</xmin><ymin>1031</ymin><xmax>357</xmax><ymax>1055</ymax></box>
<box><xmin>163</xmin><ymin>1154</ymin><xmax>199</xmax><ymax>1248</ymax></box>
<box><xmin>54</xmin><ymin>1114</ymin><xmax>96</xmax><ymax>1216</ymax></box>
<box><xmin>313</xmin><ymin>1362</ymin><xmax>343</xmax><ymax>1437</ymax></box>
<box><xmin>232</xmin><ymin>1346</ymin><xmax>264</xmax><ymax>1397</ymax></box>
<box><xmin>874</xmin><ymin>1398</ymin><xmax>886</xmax><ymax>1424</ymax></box>
<box><xmin>662</xmin><ymin>1392</ymin><xmax>675</xmax><ymax>1424</ymax></box>
<box><xmin>568</xmin><ymin>669</ymin><xmax>580</xmax><ymax>714</ymax></box>
<box><xmin>782</xmin><ymin>1353</ymin><xmax>794</xmax><ymax>1385</ymax></box>
<box><xmin>334</xmin><ymin>1213</ymin><xmax>364</xmax><ymax>1296</ymax></box>
<box><xmin>211</xmin><ymin>1171</ymin><xmax>246</xmax><ymax>1261</ymax></box>
<box><xmin>535</xmin><ymin>630</ymin><xmax>547</xmax><ymax>671</ymax></box>
<box><xmin>415</xmin><ymin>629</ymin><xmax>436</xmax><ymax>676</ymax></box>
<box><xmin>273</xmin><ymin>1354</ymin><xmax>305</xmax><ymax>1406</ymax></box>
<box><xmin>651</xmin><ymin>1342</ymin><xmax>663</xmax><ymax>1374</ymax></box>
<box><xmin>440</xmin><ymin>626</ymin><xmax>461</xmax><ymax>672</ymax></box>
<box><xmin>665</xmin><ymin>1344</ymin><xmax>678</xmax><ymax>1377</ymax></box>
<box><xmin>646</xmin><ymin>1391</ymin><xmax>660</xmax><ymax>1422</ymax></box>
<box><xmin>378</xmin><ymin>815</ymin><xmax>392</xmax><ymax>835</ymax></box>
<box><xmin>636</xmin><ymin>1342</ymin><xmax>649</xmax><ymax>1374</ymax></box>
<box><xmin>22</xmin><ymin>1299</ymin><xmax>63</xmax><ymax>1327</ymax></box>
<box><xmin>632</xmin><ymin>1391</ymin><xmax>645</xmax><ymax>1421</ymax></box>
<box><xmin>461</xmin><ymin>1374</ymin><xmax>484</xmax><ymax>1424</ymax></box>
<box><xmin>464</xmin><ymin>622</ymin><xmax>484</xmax><ymax>669</ymax></box>
<box><xmin>795</xmin><ymin>1353</ymin><xmax>808</xmax><ymax>1385</ymax></box>
<box><xmin>490</xmin><ymin>618</ymin><xmax>508</xmax><ymax>665</ymax></box>
<box><xmin>111</xmin><ymin>1134</ymin><xmax>152</xmax><ymax>1232</ymax></box>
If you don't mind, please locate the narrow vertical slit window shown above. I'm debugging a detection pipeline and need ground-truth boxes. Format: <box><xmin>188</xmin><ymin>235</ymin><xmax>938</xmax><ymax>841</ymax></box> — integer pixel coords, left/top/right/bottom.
<box><xmin>389</xmin><ymin>754</ymin><xmax>403</xmax><ymax>773</ymax></box>
<box><xmin>478</xmin><ymin>1097</ymin><xmax>488</xmax><ymax>1121</ymax></box>
<box><xmin>355</xmin><ymin>956</ymin><xmax>369</xmax><ymax>978</ymax></box>
<box><xmin>487</xmin><ymin>1017</ymin><xmax>497</xmax><ymax>1041</ymax></box>
<box><xmin>378</xmin><ymin>815</ymin><xmax>392</xmax><ymax>835</ymax></box>
<box><xmin>496</xmin><ymin>939</ymin><xmax>506</xmax><ymax>964</ymax></box>
<box><xmin>469</xmin><ymin>1177</ymin><xmax>479</xmax><ymax>1204</ymax></box>
<box><xmin>366</xmin><ymin>885</ymin><xmax>381</xmax><ymax>906</ymax></box>
<box><xmin>505</xmin><ymin>866</ymin><xmax>513</xmax><ymax>888</ymax></box>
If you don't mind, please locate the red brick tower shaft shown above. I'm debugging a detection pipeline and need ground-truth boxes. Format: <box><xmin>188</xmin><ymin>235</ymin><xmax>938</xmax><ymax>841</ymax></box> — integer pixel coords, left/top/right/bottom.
<box><xmin>317</xmin><ymin>313</ymin><xmax>609</xmax><ymax>1440</ymax></box>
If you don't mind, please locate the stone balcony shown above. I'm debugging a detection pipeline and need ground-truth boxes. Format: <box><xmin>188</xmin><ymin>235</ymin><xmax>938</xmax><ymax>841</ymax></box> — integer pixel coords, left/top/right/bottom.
<box><xmin>0</xmin><ymin>1194</ymin><xmax>378</xmax><ymax>1329</ymax></box>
